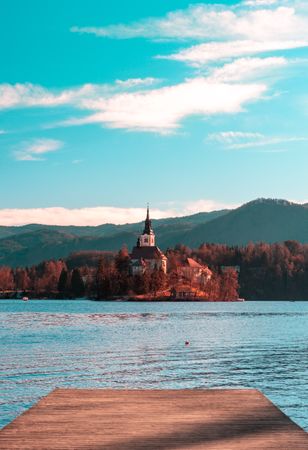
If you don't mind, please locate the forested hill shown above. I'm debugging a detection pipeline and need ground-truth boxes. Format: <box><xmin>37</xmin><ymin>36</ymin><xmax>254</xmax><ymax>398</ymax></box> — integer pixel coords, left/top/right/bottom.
<box><xmin>0</xmin><ymin>210</ymin><xmax>228</xmax><ymax>267</ymax></box>
<box><xmin>1</xmin><ymin>199</ymin><xmax>308</xmax><ymax>267</ymax></box>
<box><xmin>0</xmin><ymin>210</ymin><xmax>227</xmax><ymax>240</ymax></box>
<box><xmin>181</xmin><ymin>199</ymin><xmax>308</xmax><ymax>247</ymax></box>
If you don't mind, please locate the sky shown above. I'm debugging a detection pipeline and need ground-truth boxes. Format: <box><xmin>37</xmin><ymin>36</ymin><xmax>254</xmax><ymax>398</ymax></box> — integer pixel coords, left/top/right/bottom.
<box><xmin>1</xmin><ymin>0</ymin><xmax>308</xmax><ymax>225</ymax></box>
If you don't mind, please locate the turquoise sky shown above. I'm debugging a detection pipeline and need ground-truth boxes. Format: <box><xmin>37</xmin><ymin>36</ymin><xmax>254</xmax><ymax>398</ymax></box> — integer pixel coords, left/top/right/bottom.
<box><xmin>1</xmin><ymin>0</ymin><xmax>308</xmax><ymax>225</ymax></box>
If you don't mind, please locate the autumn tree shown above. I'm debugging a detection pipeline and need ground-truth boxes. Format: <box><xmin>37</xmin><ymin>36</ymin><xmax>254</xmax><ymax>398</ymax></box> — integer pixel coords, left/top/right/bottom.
<box><xmin>14</xmin><ymin>268</ymin><xmax>31</xmax><ymax>292</ymax></box>
<box><xmin>0</xmin><ymin>267</ymin><xmax>14</xmax><ymax>291</ymax></box>
<box><xmin>150</xmin><ymin>268</ymin><xmax>166</xmax><ymax>296</ymax></box>
<box><xmin>219</xmin><ymin>269</ymin><xmax>239</xmax><ymax>301</ymax></box>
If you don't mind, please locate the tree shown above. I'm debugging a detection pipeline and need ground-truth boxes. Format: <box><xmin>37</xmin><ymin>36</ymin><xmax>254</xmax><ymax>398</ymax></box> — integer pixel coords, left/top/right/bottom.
<box><xmin>133</xmin><ymin>270</ymin><xmax>151</xmax><ymax>295</ymax></box>
<box><xmin>95</xmin><ymin>258</ymin><xmax>121</xmax><ymax>298</ymax></box>
<box><xmin>0</xmin><ymin>267</ymin><xmax>14</xmax><ymax>291</ymax></box>
<box><xmin>58</xmin><ymin>268</ymin><xmax>68</xmax><ymax>293</ymax></box>
<box><xmin>219</xmin><ymin>269</ymin><xmax>239</xmax><ymax>301</ymax></box>
<box><xmin>14</xmin><ymin>268</ymin><xmax>31</xmax><ymax>292</ymax></box>
<box><xmin>150</xmin><ymin>268</ymin><xmax>166</xmax><ymax>296</ymax></box>
<box><xmin>115</xmin><ymin>246</ymin><xmax>130</xmax><ymax>275</ymax></box>
<box><xmin>70</xmin><ymin>268</ymin><xmax>85</xmax><ymax>297</ymax></box>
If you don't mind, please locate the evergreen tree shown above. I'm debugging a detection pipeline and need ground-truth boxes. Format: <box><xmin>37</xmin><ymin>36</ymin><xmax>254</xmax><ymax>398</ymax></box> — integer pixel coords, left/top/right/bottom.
<box><xmin>115</xmin><ymin>246</ymin><xmax>130</xmax><ymax>274</ymax></box>
<box><xmin>58</xmin><ymin>268</ymin><xmax>68</xmax><ymax>293</ymax></box>
<box><xmin>70</xmin><ymin>268</ymin><xmax>85</xmax><ymax>298</ymax></box>
<box><xmin>150</xmin><ymin>268</ymin><xmax>166</xmax><ymax>296</ymax></box>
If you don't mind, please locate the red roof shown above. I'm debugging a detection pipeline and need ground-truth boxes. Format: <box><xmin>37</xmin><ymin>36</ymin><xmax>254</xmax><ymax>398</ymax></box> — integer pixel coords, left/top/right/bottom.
<box><xmin>185</xmin><ymin>258</ymin><xmax>203</xmax><ymax>268</ymax></box>
<box><xmin>130</xmin><ymin>246</ymin><xmax>166</xmax><ymax>260</ymax></box>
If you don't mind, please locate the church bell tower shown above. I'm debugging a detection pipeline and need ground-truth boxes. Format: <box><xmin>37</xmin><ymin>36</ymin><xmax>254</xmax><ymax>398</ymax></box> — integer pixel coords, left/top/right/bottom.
<box><xmin>138</xmin><ymin>205</ymin><xmax>155</xmax><ymax>247</ymax></box>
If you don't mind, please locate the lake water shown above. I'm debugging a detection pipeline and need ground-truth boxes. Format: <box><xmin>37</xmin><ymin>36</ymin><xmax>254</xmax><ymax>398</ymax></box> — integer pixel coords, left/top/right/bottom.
<box><xmin>0</xmin><ymin>300</ymin><xmax>308</xmax><ymax>431</ymax></box>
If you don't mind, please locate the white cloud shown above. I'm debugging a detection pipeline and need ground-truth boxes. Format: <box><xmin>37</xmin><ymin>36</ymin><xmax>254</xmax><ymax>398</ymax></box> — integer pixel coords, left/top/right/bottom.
<box><xmin>14</xmin><ymin>139</ymin><xmax>63</xmax><ymax>161</ymax></box>
<box><xmin>0</xmin><ymin>77</ymin><xmax>268</xmax><ymax>134</ymax></box>
<box><xmin>62</xmin><ymin>78</ymin><xmax>267</xmax><ymax>133</ymax></box>
<box><xmin>0</xmin><ymin>200</ymin><xmax>238</xmax><ymax>226</ymax></box>
<box><xmin>208</xmin><ymin>131</ymin><xmax>264</xmax><ymax>143</ymax></box>
<box><xmin>207</xmin><ymin>131</ymin><xmax>308</xmax><ymax>149</ymax></box>
<box><xmin>179</xmin><ymin>199</ymin><xmax>239</xmax><ymax>214</ymax></box>
<box><xmin>70</xmin><ymin>5</ymin><xmax>308</xmax><ymax>41</ymax></box>
<box><xmin>0</xmin><ymin>83</ymin><xmax>102</xmax><ymax>110</ymax></box>
<box><xmin>0</xmin><ymin>83</ymin><xmax>83</xmax><ymax>109</ymax></box>
<box><xmin>115</xmin><ymin>77</ymin><xmax>159</xmax><ymax>88</ymax></box>
<box><xmin>0</xmin><ymin>206</ymin><xmax>170</xmax><ymax>226</ymax></box>
<box><xmin>0</xmin><ymin>79</ymin><xmax>161</xmax><ymax>110</ymax></box>
<box><xmin>228</xmin><ymin>136</ymin><xmax>308</xmax><ymax>149</ymax></box>
<box><xmin>244</xmin><ymin>0</ymin><xmax>279</xmax><ymax>6</ymax></box>
<box><xmin>209</xmin><ymin>57</ymin><xmax>287</xmax><ymax>82</ymax></box>
<box><xmin>159</xmin><ymin>40</ymin><xmax>308</xmax><ymax>66</ymax></box>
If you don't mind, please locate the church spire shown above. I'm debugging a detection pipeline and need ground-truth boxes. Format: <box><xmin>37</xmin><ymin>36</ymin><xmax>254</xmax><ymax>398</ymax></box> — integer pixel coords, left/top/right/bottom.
<box><xmin>143</xmin><ymin>203</ymin><xmax>153</xmax><ymax>235</ymax></box>
<box><xmin>138</xmin><ymin>204</ymin><xmax>155</xmax><ymax>247</ymax></box>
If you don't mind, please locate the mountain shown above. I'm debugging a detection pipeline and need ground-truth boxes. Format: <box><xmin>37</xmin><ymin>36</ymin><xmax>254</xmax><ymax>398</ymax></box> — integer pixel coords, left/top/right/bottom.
<box><xmin>0</xmin><ymin>210</ymin><xmax>228</xmax><ymax>240</ymax></box>
<box><xmin>1</xmin><ymin>199</ymin><xmax>308</xmax><ymax>267</ymax></box>
<box><xmin>181</xmin><ymin>199</ymin><xmax>308</xmax><ymax>247</ymax></box>
<box><xmin>0</xmin><ymin>230</ymin><xmax>138</xmax><ymax>267</ymax></box>
<box><xmin>0</xmin><ymin>210</ymin><xmax>228</xmax><ymax>267</ymax></box>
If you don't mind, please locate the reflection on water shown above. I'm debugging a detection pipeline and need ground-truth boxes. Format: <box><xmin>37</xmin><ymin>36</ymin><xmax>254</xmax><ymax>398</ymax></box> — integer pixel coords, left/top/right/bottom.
<box><xmin>0</xmin><ymin>300</ymin><xmax>308</xmax><ymax>430</ymax></box>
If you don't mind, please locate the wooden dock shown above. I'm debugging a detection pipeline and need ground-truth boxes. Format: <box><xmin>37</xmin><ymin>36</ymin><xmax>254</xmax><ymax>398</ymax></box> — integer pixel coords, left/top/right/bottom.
<box><xmin>0</xmin><ymin>389</ymin><xmax>307</xmax><ymax>449</ymax></box>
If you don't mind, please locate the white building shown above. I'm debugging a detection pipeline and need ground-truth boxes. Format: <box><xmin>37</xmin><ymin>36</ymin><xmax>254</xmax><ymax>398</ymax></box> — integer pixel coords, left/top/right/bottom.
<box><xmin>130</xmin><ymin>206</ymin><xmax>167</xmax><ymax>275</ymax></box>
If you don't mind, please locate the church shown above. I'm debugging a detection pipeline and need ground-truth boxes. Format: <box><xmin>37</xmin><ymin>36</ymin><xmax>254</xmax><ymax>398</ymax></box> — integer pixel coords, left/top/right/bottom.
<box><xmin>130</xmin><ymin>206</ymin><xmax>167</xmax><ymax>275</ymax></box>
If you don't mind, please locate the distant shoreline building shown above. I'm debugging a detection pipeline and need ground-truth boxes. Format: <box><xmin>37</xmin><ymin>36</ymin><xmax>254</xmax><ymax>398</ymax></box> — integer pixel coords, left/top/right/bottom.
<box><xmin>130</xmin><ymin>206</ymin><xmax>167</xmax><ymax>275</ymax></box>
<box><xmin>177</xmin><ymin>258</ymin><xmax>212</xmax><ymax>286</ymax></box>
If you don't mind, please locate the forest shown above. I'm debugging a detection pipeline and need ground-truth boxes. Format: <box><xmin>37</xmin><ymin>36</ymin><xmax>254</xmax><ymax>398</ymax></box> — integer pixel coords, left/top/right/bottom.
<box><xmin>0</xmin><ymin>240</ymin><xmax>308</xmax><ymax>300</ymax></box>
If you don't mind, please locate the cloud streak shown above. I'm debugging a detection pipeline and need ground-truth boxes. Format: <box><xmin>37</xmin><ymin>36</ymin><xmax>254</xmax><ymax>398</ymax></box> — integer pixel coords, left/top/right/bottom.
<box><xmin>0</xmin><ymin>200</ymin><xmax>238</xmax><ymax>226</ymax></box>
<box><xmin>159</xmin><ymin>40</ymin><xmax>308</xmax><ymax>66</ymax></box>
<box><xmin>70</xmin><ymin>4</ymin><xmax>308</xmax><ymax>41</ymax></box>
<box><xmin>244</xmin><ymin>0</ymin><xmax>279</xmax><ymax>6</ymax></box>
<box><xmin>14</xmin><ymin>138</ymin><xmax>63</xmax><ymax>161</ymax></box>
<box><xmin>115</xmin><ymin>77</ymin><xmax>159</xmax><ymax>88</ymax></box>
<box><xmin>207</xmin><ymin>131</ymin><xmax>308</xmax><ymax>149</ymax></box>
<box><xmin>228</xmin><ymin>136</ymin><xmax>308</xmax><ymax>149</ymax></box>
<box><xmin>62</xmin><ymin>78</ymin><xmax>267</xmax><ymax>133</ymax></box>
<box><xmin>208</xmin><ymin>57</ymin><xmax>287</xmax><ymax>82</ymax></box>
<box><xmin>0</xmin><ymin>76</ymin><xmax>268</xmax><ymax>134</ymax></box>
<box><xmin>0</xmin><ymin>79</ymin><xmax>162</xmax><ymax>110</ymax></box>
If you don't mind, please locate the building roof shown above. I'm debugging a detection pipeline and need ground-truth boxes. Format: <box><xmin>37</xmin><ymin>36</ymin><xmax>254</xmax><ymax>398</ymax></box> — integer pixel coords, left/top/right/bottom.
<box><xmin>131</xmin><ymin>246</ymin><xmax>166</xmax><ymax>260</ymax></box>
<box><xmin>185</xmin><ymin>258</ymin><xmax>204</xmax><ymax>269</ymax></box>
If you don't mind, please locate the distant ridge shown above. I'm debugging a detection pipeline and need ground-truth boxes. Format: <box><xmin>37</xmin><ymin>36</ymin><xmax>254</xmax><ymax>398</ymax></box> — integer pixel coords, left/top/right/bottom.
<box><xmin>243</xmin><ymin>198</ymin><xmax>296</xmax><ymax>207</ymax></box>
<box><xmin>1</xmin><ymin>199</ymin><xmax>308</xmax><ymax>266</ymax></box>
<box><xmin>181</xmin><ymin>198</ymin><xmax>308</xmax><ymax>247</ymax></box>
<box><xmin>0</xmin><ymin>210</ymin><xmax>228</xmax><ymax>266</ymax></box>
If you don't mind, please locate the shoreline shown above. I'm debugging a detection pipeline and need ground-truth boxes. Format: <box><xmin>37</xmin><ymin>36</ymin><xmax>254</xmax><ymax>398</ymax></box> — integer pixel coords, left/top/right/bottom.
<box><xmin>0</xmin><ymin>296</ymin><xmax>307</xmax><ymax>302</ymax></box>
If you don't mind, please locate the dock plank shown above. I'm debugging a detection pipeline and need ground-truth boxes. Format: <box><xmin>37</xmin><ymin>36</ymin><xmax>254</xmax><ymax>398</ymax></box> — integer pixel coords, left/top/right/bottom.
<box><xmin>0</xmin><ymin>389</ymin><xmax>307</xmax><ymax>449</ymax></box>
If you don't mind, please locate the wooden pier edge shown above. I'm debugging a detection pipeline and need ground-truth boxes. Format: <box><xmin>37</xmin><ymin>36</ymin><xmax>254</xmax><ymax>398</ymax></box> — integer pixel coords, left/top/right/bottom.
<box><xmin>0</xmin><ymin>389</ymin><xmax>307</xmax><ymax>449</ymax></box>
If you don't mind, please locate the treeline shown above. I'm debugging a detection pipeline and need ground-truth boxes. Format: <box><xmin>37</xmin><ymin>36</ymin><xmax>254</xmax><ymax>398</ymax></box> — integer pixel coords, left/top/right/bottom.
<box><xmin>0</xmin><ymin>246</ymin><xmax>238</xmax><ymax>300</ymax></box>
<box><xmin>167</xmin><ymin>240</ymin><xmax>308</xmax><ymax>300</ymax></box>
<box><xmin>1</xmin><ymin>240</ymin><xmax>307</xmax><ymax>300</ymax></box>
<box><xmin>0</xmin><ymin>248</ymin><xmax>169</xmax><ymax>299</ymax></box>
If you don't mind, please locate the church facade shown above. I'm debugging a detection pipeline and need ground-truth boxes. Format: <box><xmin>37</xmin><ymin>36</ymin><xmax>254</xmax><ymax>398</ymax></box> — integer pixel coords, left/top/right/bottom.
<box><xmin>130</xmin><ymin>207</ymin><xmax>167</xmax><ymax>275</ymax></box>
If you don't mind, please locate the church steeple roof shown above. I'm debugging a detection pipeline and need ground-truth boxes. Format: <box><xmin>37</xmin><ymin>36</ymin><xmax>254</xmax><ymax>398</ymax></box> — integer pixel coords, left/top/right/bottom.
<box><xmin>143</xmin><ymin>204</ymin><xmax>153</xmax><ymax>235</ymax></box>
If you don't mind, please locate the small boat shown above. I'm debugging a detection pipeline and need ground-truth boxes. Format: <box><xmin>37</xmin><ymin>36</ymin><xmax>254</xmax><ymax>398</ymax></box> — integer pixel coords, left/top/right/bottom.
<box><xmin>22</xmin><ymin>296</ymin><xmax>29</xmax><ymax>301</ymax></box>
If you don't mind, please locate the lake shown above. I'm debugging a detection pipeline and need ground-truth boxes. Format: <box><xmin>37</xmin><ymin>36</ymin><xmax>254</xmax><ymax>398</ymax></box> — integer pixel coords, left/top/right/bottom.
<box><xmin>0</xmin><ymin>300</ymin><xmax>307</xmax><ymax>431</ymax></box>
